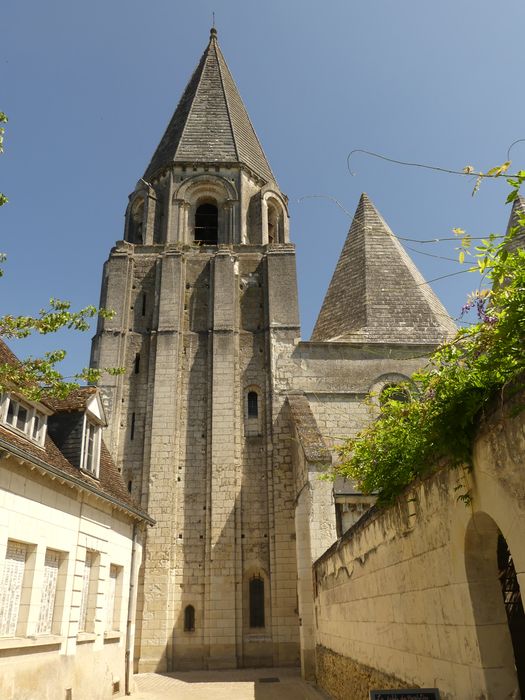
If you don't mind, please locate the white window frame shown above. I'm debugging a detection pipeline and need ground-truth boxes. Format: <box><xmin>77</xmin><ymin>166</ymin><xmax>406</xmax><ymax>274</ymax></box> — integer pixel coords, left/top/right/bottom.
<box><xmin>0</xmin><ymin>393</ymin><xmax>47</xmax><ymax>446</ymax></box>
<box><xmin>80</xmin><ymin>416</ymin><xmax>102</xmax><ymax>478</ymax></box>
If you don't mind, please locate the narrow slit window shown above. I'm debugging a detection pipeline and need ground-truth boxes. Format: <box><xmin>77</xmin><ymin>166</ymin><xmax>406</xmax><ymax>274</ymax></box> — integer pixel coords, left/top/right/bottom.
<box><xmin>134</xmin><ymin>353</ymin><xmax>140</xmax><ymax>374</ymax></box>
<box><xmin>247</xmin><ymin>391</ymin><xmax>258</xmax><ymax>418</ymax></box>
<box><xmin>249</xmin><ymin>576</ymin><xmax>265</xmax><ymax>628</ymax></box>
<box><xmin>184</xmin><ymin>605</ymin><xmax>195</xmax><ymax>632</ymax></box>
<box><xmin>130</xmin><ymin>413</ymin><xmax>135</xmax><ymax>441</ymax></box>
<box><xmin>141</xmin><ymin>294</ymin><xmax>147</xmax><ymax>317</ymax></box>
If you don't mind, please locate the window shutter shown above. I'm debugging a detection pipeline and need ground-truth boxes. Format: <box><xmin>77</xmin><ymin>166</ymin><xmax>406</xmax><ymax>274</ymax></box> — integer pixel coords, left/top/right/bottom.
<box><xmin>37</xmin><ymin>550</ymin><xmax>60</xmax><ymax>634</ymax></box>
<box><xmin>0</xmin><ymin>542</ymin><xmax>27</xmax><ymax>636</ymax></box>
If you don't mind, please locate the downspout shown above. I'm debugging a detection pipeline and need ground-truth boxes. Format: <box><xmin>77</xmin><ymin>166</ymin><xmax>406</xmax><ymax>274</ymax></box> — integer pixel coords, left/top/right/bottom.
<box><xmin>125</xmin><ymin>522</ymin><xmax>141</xmax><ymax>695</ymax></box>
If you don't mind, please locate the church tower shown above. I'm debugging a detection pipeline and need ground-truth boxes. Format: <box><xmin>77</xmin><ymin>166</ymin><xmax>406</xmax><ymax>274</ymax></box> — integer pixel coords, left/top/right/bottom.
<box><xmin>91</xmin><ymin>28</ymin><xmax>301</xmax><ymax>672</ymax></box>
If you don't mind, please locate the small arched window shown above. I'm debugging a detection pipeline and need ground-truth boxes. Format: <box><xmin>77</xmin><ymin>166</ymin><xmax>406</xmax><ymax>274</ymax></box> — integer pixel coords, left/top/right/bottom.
<box><xmin>249</xmin><ymin>576</ymin><xmax>265</xmax><ymax>628</ymax></box>
<box><xmin>247</xmin><ymin>391</ymin><xmax>258</xmax><ymax>418</ymax></box>
<box><xmin>380</xmin><ymin>383</ymin><xmax>410</xmax><ymax>405</ymax></box>
<box><xmin>195</xmin><ymin>203</ymin><xmax>218</xmax><ymax>244</ymax></box>
<box><xmin>129</xmin><ymin>198</ymin><xmax>145</xmax><ymax>244</ymax></box>
<box><xmin>184</xmin><ymin>605</ymin><xmax>195</xmax><ymax>632</ymax></box>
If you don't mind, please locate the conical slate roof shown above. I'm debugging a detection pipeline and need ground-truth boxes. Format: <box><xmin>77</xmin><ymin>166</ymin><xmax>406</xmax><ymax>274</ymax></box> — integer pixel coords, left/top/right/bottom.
<box><xmin>505</xmin><ymin>194</ymin><xmax>525</xmax><ymax>252</ymax></box>
<box><xmin>311</xmin><ymin>194</ymin><xmax>457</xmax><ymax>344</ymax></box>
<box><xmin>144</xmin><ymin>28</ymin><xmax>275</xmax><ymax>183</ymax></box>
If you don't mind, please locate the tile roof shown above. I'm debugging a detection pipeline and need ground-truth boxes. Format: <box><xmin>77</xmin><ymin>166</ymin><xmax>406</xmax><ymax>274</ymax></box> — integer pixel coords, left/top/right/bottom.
<box><xmin>287</xmin><ymin>393</ymin><xmax>331</xmax><ymax>464</ymax></box>
<box><xmin>311</xmin><ymin>193</ymin><xmax>457</xmax><ymax>344</ymax></box>
<box><xmin>506</xmin><ymin>194</ymin><xmax>525</xmax><ymax>253</ymax></box>
<box><xmin>144</xmin><ymin>29</ymin><xmax>275</xmax><ymax>183</ymax></box>
<box><xmin>0</xmin><ymin>340</ymin><xmax>152</xmax><ymax>524</ymax></box>
<box><xmin>45</xmin><ymin>386</ymin><xmax>97</xmax><ymax>412</ymax></box>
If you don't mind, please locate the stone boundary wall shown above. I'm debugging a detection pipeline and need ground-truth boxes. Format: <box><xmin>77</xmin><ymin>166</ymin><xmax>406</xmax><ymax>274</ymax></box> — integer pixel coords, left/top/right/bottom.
<box><xmin>313</xmin><ymin>383</ymin><xmax>525</xmax><ymax>700</ymax></box>
<box><xmin>316</xmin><ymin>645</ymin><xmax>410</xmax><ymax>699</ymax></box>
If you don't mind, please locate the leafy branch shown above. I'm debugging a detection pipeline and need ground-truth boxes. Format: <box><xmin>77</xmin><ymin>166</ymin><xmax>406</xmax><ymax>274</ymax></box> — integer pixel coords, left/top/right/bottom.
<box><xmin>334</xmin><ymin>173</ymin><xmax>525</xmax><ymax>504</ymax></box>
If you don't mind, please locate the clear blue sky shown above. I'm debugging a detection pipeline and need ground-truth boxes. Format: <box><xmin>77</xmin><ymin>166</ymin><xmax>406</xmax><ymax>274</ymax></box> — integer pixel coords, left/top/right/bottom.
<box><xmin>1</xmin><ymin>0</ymin><xmax>523</xmax><ymax>378</ymax></box>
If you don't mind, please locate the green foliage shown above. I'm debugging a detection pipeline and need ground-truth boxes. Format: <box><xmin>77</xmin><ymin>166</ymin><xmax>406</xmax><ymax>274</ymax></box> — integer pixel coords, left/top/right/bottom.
<box><xmin>335</xmin><ymin>174</ymin><xmax>525</xmax><ymax>504</ymax></box>
<box><xmin>0</xmin><ymin>300</ymin><xmax>124</xmax><ymax>399</ymax></box>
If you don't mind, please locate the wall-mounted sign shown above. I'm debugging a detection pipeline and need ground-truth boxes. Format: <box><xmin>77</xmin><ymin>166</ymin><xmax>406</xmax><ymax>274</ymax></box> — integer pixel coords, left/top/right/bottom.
<box><xmin>370</xmin><ymin>690</ymin><xmax>440</xmax><ymax>700</ymax></box>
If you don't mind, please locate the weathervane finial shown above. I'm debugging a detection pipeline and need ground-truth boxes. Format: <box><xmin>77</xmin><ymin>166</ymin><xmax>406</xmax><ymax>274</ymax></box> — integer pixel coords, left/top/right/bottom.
<box><xmin>210</xmin><ymin>13</ymin><xmax>217</xmax><ymax>40</ymax></box>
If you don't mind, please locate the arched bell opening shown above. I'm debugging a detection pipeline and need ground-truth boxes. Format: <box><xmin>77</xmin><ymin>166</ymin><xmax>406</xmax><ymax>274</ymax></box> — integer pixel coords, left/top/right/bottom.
<box><xmin>128</xmin><ymin>197</ymin><xmax>145</xmax><ymax>244</ymax></box>
<box><xmin>465</xmin><ymin>512</ymin><xmax>524</xmax><ymax>698</ymax></box>
<box><xmin>267</xmin><ymin>200</ymin><xmax>281</xmax><ymax>244</ymax></box>
<box><xmin>194</xmin><ymin>202</ymin><xmax>218</xmax><ymax>244</ymax></box>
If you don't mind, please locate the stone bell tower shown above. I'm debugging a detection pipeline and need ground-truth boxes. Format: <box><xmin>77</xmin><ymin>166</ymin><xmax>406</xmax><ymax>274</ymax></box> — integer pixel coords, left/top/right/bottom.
<box><xmin>91</xmin><ymin>28</ymin><xmax>301</xmax><ymax>672</ymax></box>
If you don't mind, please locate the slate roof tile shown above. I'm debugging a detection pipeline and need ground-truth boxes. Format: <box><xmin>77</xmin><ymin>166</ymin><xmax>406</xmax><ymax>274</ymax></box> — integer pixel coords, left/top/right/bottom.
<box><xmin>144</xmin><ymin>29</ymin><xmax>274</xmax><ymax>183</ymax></box>
<box><xmin>0</xmin><ymin>339</ymin><xmax>151</xmax><ymax>523</ymax></box>
<box><xmin>311</xmin><ymin>193</ymin><xmax>457</xmax><ymax>344</ymax></box>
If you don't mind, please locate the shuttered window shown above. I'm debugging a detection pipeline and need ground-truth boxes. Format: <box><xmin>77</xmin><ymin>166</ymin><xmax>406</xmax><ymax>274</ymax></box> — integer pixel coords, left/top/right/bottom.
<box><xmin>0</xmin><ymin>541</ymin><xmax>27</xmax><ymax>636</ymax></box>
<box><xmin>36</xmin><ymin>550</ymin><xmax>60</xmax><ymax>635</ymax></box>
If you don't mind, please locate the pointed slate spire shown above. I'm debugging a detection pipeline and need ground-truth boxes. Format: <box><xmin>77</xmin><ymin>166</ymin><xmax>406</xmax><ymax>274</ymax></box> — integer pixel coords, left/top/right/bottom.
<box><xmin>505</xmin><ymin>194</ymin><xmax>525</xmax><ymax>252</ymax></box>
<box><xmin>311</xmin><ymin>194</ymin><xmax>457</xmax><ymax>344</ymax></box>
<box><xmin>144</xmin><ymin>28</ymin><xmax>275</xmax><ymax>183</ymax></box>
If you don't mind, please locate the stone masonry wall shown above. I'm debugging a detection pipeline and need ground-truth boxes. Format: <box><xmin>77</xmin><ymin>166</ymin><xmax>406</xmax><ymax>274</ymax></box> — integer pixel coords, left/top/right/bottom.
<box><xmin>313</xmin><ymin>384</ymin><xmax>525</xmax><ymax>700</ymax></box>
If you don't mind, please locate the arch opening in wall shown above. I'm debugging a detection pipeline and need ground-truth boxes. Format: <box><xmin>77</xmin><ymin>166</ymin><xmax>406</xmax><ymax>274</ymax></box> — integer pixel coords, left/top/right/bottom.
<box><xmin>498</xmin><ymin>532</ymin><xmax>525</xmax><ymax>694</ymax></box>
<box><xmin>247</xmin><ymin>391</ymin><xmax>258</xmax><ymax>418</ymax></box>
<box><xmin>128</xmin><ymin>197</ymin><xmax>145</xmax><ymax>244</ymax></box>
<box><xmin>249</xmin><ymin>576</ymin><xmax>265</xmax><ymax>628</ymax></box>
<box><xmin>195</xmin><ymin>203</ymin><xmax>218</xmax><ymax>244</ymax></box>
<box><xmin>465</xmin><ymin>512</ymin><xmax>524</xmax><ymax>697</ymax></box>
<box><xmin>266</xmin><ymin>198</ymin><xmax>284</xmax><ymax>244</ymax></box>
<box><xmin>244</xmin><ymin>387</ymin><xmax>262</xmax><ymax>436</ymax></box>
<box><xmin>183</xmin><ymin>605</ymin><xmax>195</xmax><ymax>632</ymax></box>
<box><xmin>379</xmin><ymin>383</ymin><xmax>410</xmax><ymax>405</ymax></box>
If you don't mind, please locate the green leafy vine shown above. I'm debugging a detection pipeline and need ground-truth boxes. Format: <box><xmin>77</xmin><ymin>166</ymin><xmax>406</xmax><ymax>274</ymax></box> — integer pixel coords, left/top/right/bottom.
<box><xmin>335</xmin><ymin>172</ymin><xmax>525</xmax><ymax>504</ymax></box>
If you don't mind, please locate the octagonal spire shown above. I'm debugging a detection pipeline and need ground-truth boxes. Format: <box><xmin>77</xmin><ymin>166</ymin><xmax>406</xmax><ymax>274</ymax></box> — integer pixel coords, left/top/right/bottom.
<box><xmin>144</xmin><ymin>28</ymin><xmax>275</xmax><ymax>183</ymax></box>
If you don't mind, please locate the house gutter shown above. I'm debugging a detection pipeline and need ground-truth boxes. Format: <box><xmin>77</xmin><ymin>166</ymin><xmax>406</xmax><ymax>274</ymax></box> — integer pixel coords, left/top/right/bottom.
<box><xmin>125</xmin><ymin>522</ymin><xmax>142</xmax><ymax>695</ymax></box>
<box><xmin>0</xmin><ymin>436</ymin><xmax>155</xmax><ymax>526</ymax></box>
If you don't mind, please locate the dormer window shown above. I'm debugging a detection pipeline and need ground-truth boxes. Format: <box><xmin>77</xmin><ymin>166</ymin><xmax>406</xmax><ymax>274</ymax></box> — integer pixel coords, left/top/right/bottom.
<box><xmin>81</xmin><ymin>417</ymin><xmax>101</xmax><ymax>478</ymax></box>
<box><xmin>0</xmin><ymin>394</ymin><xmax>47</xmax><ymax>446</ymax></box>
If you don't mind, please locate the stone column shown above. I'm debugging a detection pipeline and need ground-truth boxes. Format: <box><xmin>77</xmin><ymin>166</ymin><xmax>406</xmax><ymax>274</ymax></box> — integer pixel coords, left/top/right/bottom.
<box><xmin>90</xmin><ymin>248</ymin><xmax>133</xmax><ymax>456</ymax></box>
<box><xmin>143</xmin><ymin>190</ymin><xmax>157</xmax><ymax>245</ymax></box>
<box><xmin>261</xmin><ymin>198</ymin><xmax>269</xmax><ymax>245</ymax></box>
<box><xmin>206</xmin><ymin>250</ymin><xmax>239</xmax><ymax>669</ymax></box>
<box><xmin>167</xmin><ymin>198</ymin><xmax>181</xmax><ymax>243</ymax></box>
<box><xmin>137</xmin><ymin>249</ymin><xmax>185</xmax><ymax>672</ymax></box>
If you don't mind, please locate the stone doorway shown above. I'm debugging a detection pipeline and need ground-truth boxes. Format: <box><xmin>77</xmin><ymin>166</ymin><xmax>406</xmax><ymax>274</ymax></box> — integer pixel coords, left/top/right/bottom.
<box><xmin>465</xmin><ymin>512</ymin><xmax>523</xmax><ymax>698</ymax></box>
<box><xmin>498</xmin><ymin>533</ymin><xmax>525</xmax><ymax>697</ymax></box>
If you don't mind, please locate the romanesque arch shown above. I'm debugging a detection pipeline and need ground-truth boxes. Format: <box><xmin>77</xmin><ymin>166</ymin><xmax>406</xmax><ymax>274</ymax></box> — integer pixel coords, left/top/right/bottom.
<box><xmin>465</xmin><ymin>511</ymin><xmax>524</xmax><ymax>698</ymax></box>
<box><xmin>173</xmin><ymin>174</ymin><xmax>238</xmax><ymax>244</ymax></box>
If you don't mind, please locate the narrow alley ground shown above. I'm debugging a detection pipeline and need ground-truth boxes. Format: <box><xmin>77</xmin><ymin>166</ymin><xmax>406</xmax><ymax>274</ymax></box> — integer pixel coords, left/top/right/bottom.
<box><xmin>131</xmin><ymin>667</ymin><xmax>329</xmax><ymax>700</ymax></box>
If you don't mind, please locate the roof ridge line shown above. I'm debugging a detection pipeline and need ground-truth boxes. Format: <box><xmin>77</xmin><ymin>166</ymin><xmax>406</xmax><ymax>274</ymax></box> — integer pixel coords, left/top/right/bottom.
<box><xmin>172</xmin><ymin>41</ymin><xmax>212</xmax><ymax>163</ymax></box>
<box><xmin>214</xmin><ymin>41</ymin><xmax>275</xmax><ymax>182</ymax></box>
<box><xmin>214</xmin><ymin>40</ymin><xmax>240</xmax><ymax>162</ymax></box>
